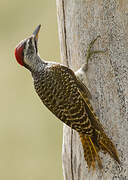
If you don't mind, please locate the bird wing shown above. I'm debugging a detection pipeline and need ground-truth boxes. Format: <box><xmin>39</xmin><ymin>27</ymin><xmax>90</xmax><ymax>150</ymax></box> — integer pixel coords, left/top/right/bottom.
<box><xmin>55</xmin><ymin>64</ymin><xmax>103</xmax><ymax>132</ymax></box>
<box><xmin>48</xmin><ymin>64</ymin><xmax>95</xmax><ymax>133</ymax></box>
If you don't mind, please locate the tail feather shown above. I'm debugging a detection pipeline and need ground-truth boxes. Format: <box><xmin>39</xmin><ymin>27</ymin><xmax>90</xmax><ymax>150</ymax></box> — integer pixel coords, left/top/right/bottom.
<box><xmin>79</xmin><ymin>131</ymin><xmax>120</xmax><ymax>170</ymax></box>
<box><xmin>89</xmin><ymin>137</ymin><xmax>103</xmax><ymax>169</ymax></box>
<box><xmin>99</xmin><ymin>132</ymin><xmax>120</xmax><ymax>164</ymax></box>
<box><xmin>79</xmin><ymin>134</ymin><xmax>103</xmax><ymax>170</ymax></box>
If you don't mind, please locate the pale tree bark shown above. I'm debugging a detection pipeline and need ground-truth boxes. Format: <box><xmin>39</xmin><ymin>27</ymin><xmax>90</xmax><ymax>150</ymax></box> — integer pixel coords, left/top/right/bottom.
<box><xmin>56</xmin><ymin>0</ymin><xmax>128</xmax><ymax>180</ymax></box>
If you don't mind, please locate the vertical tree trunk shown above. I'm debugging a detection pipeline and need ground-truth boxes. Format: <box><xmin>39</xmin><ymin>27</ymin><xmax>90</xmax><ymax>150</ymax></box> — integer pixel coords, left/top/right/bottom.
<box><xmin>56</xmin><ymin>1</ymin><xmax>128</xmax><ymax>179</ymax></box>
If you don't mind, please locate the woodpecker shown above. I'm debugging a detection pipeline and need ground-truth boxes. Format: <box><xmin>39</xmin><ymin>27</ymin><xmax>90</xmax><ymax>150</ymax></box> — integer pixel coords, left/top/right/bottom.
<box><xmin>15</xmin><ymin>25</ymin><xmax>120</xmax><ymax>170</ymax></box>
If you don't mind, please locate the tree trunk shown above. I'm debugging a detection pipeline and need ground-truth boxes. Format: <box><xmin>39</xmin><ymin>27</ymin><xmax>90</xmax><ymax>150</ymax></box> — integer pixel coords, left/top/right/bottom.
<box><xmin>56</xmin><ymin>0</ymin><xmax>128</xmax><ymax>179</ymax></box>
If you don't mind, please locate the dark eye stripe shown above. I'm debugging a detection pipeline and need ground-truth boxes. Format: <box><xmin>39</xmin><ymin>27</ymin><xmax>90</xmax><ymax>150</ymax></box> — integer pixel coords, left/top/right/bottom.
<box><xmin>34</xmin><ymin>40</ymin><xmax>38</xmax><ymax>53</ymax></box>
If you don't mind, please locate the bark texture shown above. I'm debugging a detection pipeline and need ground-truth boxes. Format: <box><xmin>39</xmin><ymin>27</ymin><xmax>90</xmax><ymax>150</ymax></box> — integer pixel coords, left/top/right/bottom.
<box><xmin>56</xmin><ymin>0</ymin><xmax>128</xmax><ymax>179</ymax></box>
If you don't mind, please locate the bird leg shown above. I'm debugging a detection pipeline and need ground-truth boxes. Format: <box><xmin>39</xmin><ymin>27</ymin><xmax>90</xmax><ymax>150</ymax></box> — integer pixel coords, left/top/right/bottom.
<box><xmin>75</xmin><ymin>36</ymin><xmax>106</xmax><ymax>99</ymax></box>
<box><xmin>81</xmin><ymin>35</ymin><xmax>106</xmax><ymax>72</ymax></box>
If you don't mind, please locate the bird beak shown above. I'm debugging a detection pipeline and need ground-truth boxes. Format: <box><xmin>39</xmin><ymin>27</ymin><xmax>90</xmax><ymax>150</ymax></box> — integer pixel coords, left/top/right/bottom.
<box><xmin>33</xmin><ymin>24</ymin><xmax>41</xmax><ymax>43</ymax></box>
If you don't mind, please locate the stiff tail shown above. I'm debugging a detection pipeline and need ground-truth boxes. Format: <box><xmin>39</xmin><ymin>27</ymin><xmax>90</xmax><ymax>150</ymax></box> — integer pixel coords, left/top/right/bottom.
<box><xmin>79</xmin><ymin>133</ymin><xmax>103</xmax><ymax>170</ymax></box>
<box><xmin>79</xmin><ymin>131</ymin><xmax>120</xmax><ymax>170</ymax></box>
<box><xmin>99</xmin><ymin>131</ymin><xmax>120</xmax><ymax>165</ymax></box>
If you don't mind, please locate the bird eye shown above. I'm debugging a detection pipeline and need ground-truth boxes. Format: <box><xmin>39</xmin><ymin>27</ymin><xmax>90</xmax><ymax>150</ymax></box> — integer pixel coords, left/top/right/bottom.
<box><xmin>28</xmin><ymin>37</ymin><xmax>32</xmax><ymax>45</ymax></box>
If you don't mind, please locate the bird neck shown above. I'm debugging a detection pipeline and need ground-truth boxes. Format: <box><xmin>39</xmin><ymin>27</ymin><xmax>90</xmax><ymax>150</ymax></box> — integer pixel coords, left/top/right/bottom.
<box><xmin>25</xmin><ymin>54</ymin><xmax>47</xmax><ymax>73</ymax></box>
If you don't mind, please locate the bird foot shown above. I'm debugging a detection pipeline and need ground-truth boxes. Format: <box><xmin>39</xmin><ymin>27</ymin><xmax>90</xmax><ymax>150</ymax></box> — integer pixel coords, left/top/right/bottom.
<box><xmin>82</xmin><ymin>35</ymin><xmax>106</xmax><ymax>72</ymax></box>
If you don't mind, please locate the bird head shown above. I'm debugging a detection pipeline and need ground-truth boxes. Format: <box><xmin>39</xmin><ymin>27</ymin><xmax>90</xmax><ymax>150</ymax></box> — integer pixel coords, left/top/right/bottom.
<box><xmin>15</xmin><ymin>25</ymin><xmax>41</xmax><ymax>68</ymax></box>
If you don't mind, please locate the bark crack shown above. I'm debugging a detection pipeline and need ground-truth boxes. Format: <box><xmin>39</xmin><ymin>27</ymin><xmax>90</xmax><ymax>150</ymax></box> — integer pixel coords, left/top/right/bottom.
<box><xmin>62</xmin><ymin>0</ymin><xmax>69</xmax><ymax>67</ymax></box>
<box><xmin>71</xmin><ymin>130</ymin><xmax>74</xmax><ymax>180</ymax></box>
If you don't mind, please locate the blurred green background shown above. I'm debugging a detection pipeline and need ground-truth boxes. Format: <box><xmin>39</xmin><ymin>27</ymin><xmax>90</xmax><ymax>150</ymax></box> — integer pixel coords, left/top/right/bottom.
<box><xmin>0</xmin><ymin>0</ymin><xmax>63</xmax><ymax>179</ymax></box>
